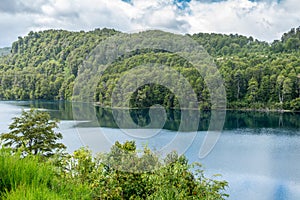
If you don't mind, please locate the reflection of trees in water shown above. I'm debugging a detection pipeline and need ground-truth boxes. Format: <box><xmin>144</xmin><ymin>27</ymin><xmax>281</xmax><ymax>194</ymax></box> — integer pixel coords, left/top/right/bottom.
<box><xmin>279</xmin><ymin>114</ymin><xmax>283</xmax><ymax>127</ymax></box>
<box><xmin>225</xmin><ymin>111</ymin><xmax>300</xmax><ymax>131</ymax></box>
<box><xmin>22</xmin><ymin>101</ymin><xmax>300</xmax><ymax>132</ymax></box>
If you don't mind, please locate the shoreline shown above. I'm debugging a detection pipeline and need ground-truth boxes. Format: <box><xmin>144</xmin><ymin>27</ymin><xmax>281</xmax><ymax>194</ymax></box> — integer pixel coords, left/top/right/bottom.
<box><xmin>93</xmin><ymin>102</ymin><xmax>299</xmax><ymax>113</ymax></box>
<box><xmin>1</xmin><ymin>100</ymin><xmax>298</xmax><ymax>113</ymax></box>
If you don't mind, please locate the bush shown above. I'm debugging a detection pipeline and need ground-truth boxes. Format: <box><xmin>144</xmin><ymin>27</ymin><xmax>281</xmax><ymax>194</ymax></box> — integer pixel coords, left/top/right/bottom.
<box><xmin>59</xmin><ymin>141</ymin><xmax>229</xmax><ymax>199</ymax></box>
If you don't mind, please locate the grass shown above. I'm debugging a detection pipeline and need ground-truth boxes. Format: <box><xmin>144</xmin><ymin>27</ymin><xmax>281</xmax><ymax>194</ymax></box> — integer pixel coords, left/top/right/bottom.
<box><xmin>0</xmin><ymin>148</ymin><xmax>91</xmax><ymax>200</ymax></box>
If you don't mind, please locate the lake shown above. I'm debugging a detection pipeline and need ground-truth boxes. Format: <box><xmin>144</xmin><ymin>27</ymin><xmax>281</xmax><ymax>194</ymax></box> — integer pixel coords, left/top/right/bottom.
<box><xmin>1</xmin><ymin>101</ymin><xmax>300</xmax><ymax>200</ymax></box>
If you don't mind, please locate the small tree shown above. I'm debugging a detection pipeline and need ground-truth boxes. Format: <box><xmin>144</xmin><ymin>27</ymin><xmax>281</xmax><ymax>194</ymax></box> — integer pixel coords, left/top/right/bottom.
<box><xmin>1</xmin><ymin>108</ymin><xmax>66</xmax><ymax>156</ymax></box>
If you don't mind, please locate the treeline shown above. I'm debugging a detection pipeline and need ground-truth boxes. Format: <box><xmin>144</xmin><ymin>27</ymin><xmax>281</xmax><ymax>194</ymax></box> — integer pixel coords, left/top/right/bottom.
<box><xmin>0</xmin><ymin>27</ymin><xmax>299</xmax><ymax>110</ymax></box>
<box><xmin>0</xmin><ymin>28</ymin><xmax>118</xmax><ymax>100</ymax></box>
<box><xmin>193</xmin><ymin>30</ymin><xmax>300</xmax><ymax>110</ymax></box>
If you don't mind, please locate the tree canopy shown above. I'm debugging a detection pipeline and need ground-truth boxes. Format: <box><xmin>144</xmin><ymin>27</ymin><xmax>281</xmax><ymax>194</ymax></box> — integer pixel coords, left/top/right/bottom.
<box><xmin>0</xmin><ymin>108</ymin><xmax>66</xmax><ymax>156</ymax></box>
<box><xmin>0</xmin><ymin>27</ymin><xmax>299</xmax><ymax>110</ymax></box>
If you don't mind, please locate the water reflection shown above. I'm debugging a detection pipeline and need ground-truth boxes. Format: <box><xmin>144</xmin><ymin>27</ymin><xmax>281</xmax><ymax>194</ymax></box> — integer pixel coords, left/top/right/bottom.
<box><xmin>10</xmin><ymin>101</ymin><xmax>300</xmax><ymax>132</ymax></box>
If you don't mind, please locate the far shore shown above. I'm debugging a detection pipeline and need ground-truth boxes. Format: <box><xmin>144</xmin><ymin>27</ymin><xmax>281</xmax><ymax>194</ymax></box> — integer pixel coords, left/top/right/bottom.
<box><xmin>93</xmin><ymin>102</ymin><xmax>299</xmax><ymax>113</ymax></box>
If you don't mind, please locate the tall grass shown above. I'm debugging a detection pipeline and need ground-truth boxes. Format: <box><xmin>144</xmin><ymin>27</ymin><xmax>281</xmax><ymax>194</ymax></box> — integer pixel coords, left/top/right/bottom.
<box><xmin>0</xmin><ymin>148</ymin><xmax>91</xmax><ymax>200</ymax></box>
<box><xmin>3</xmin><ymin>185</ymin><xmax>63</xmax><ymax>200</ymax></box>
<box><xmin>0</xmin><ymin>148</ymin><xmax>53</xmax><ymax>193</ymax></box>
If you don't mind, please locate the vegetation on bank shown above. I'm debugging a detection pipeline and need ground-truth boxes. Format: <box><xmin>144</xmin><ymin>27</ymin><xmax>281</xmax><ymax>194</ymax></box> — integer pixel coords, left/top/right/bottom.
<box><xmin>0</xmin><ymin>27</ymin><xmax>299</xmax><ymax>111</ymax></box>
<box><xmin>1</xmin><ymin>109</ymin><xmax>66</xmax><ymax>157</ymax></box>
<box><xmin>0</xmin><ymin>109</ymin><xmax>228</xmax><ymax>199</ymax></box>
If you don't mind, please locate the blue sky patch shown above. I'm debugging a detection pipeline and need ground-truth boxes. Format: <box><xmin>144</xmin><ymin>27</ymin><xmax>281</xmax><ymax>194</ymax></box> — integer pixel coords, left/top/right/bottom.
<box><xmin>173</xmin><ymin>0</ymin><xmax>191</xmax><ymax>10</ymax></box>
<box><xmin>121</xmin><ymin>0</ymin><xmax>132</xmax><ymax>4</ymax></box>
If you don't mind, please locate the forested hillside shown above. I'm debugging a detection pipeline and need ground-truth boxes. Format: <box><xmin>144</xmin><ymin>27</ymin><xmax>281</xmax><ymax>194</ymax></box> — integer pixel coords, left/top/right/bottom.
<box><xmin>0</xmin><ymin>47</ymin><xmax>11</xmax><ymax>57</ymax></box>
<box><xmin>0</xmin><ymin>28</ymin><xmax>299</xmax><ymax>110</ymax></box>
<box><xmin>0</xmin><ymin>28</ymin><xmax>118</xmax><ymax>100</ymax></box>
<box><xmin>192</xmin><ymin>29</ymin><xmax>300</xmax><ymax>110</ymax></box>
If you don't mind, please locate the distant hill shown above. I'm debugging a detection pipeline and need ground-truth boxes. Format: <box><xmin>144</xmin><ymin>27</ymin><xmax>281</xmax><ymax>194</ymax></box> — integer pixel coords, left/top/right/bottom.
<box><xmin>0</xmin><ymin>27</ymin><xmax>299</xmax><ymax>110</ymax></box>
<box><xmin>0</xmin><ymin>47</ymin><xmax>11</xmax><ymax>56</ymax></box>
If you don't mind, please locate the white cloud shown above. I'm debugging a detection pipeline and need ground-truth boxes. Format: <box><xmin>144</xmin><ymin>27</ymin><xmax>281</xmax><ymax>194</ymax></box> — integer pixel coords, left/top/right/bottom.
<box><xmin>34</xmin><ymin>0</ymin><xmax>139</xmax><ymax>31</ymax></box>
<box><xmin>185</xmin><ymin>0</ymin><xmax>300</xmax><ymax>42</ymax></box>
<box><xmin>0</xmin><ymin>12</ymin><xmax>37</xmax><ymax>46</ymax></box>
<box><xmin>0</xmin><ymin>0</ymin><xmax>300</xmax><ymax>46</ymax></box>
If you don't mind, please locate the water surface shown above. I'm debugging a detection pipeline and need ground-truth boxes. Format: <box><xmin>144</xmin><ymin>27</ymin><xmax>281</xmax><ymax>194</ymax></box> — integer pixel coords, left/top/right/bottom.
<box><xmin>1</xmin><ymin>101</ymin><xmax>300</xmax><ymax>200</ymax></box>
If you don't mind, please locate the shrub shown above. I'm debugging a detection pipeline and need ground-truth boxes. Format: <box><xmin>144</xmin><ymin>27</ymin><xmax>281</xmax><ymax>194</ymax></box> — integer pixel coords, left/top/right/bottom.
<box><xmin>59</xmin><ymin>141</ymin><xmax>229</xmax><ymax>199</ymax></box>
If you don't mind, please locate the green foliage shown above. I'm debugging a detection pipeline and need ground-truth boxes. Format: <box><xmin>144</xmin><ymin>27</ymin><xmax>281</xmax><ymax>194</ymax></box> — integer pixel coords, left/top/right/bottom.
<box><xmin>290</xmin><ymin>98</ymin><xmax>300</xmax><ymax>111</ymax></box>
<box><xmin>144</xmin><ymin>152</ymin><xmax>228</xmax><ymax>200</ymax></box>
<box><xmin>0</xmin><ymin>108</ymin><xmax>66</xmax><ymax>156</ymax></box>
<box><xmin>0</xmin><ymin>138</ymin><xmax>228</xmax><ymax>199</ymax></box>
<box><xmin>0</xmin><ymin>148</ymin><xmax>54</xmax><ymax>195</ymax></box>
<box><xmin>57</xmin><ymin>141</ymin><xmax>228</xmax><ymax>199</ymax></box>
<box><xmin>95</xmin><ymin>51</ymin><xmax>202</xmax><ymax>109</ymax></box>
<box><xmin>3</xmin><ymin>185</ymin><xmax>64</xmax><ymax>200</ymax></box>
<box><xmin>0</xmin><ymin>148</ymin><xmax>92</xmax><ymax>200</ymax></box>
<box><xmin>0</xmin><ymin>104</ymin><xmax>228</xmax><ymax>199</ymax></box>
<box><xmin>1</xmin><ymin>27</ymin><xmax>300</xmax><ymax>110</ymax></box>
<box><xmin>191</xmin><ymin>32</ymin><xmax>269</xmax><ymax>57</ymax></box>
<box><xmin>0</xmin><ymin>28</ymin><xmax>118</xmax><ymax>101</ymax></box>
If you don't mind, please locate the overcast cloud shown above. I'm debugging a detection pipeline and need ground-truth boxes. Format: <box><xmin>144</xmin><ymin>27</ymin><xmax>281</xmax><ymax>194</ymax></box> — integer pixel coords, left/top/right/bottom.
<box><xmin>0</xmin><ymin>0</ymin><xmax>299</xmax><ymax>47</ymax></box>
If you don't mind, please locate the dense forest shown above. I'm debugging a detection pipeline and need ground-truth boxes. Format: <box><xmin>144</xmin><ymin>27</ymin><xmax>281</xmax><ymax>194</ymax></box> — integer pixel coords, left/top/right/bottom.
<box><xmin>0</xmin><ymin>27</ymin><xmax>300</xmax><ymax>111</ymax></box>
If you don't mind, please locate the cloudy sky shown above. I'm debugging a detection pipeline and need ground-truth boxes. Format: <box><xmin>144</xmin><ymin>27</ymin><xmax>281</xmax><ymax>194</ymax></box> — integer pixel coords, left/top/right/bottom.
<box><xmin>0</xmin><ymin>0</ymin><xmax>299</xmax><ymax>47</ymax></box>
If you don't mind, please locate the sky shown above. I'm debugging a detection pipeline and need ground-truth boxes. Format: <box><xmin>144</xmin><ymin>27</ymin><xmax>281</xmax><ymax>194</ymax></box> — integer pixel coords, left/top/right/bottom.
<box><xmin>0</xmin><ymin>0</ymin><xmax>299</xmax><ymax>47</ymax></box>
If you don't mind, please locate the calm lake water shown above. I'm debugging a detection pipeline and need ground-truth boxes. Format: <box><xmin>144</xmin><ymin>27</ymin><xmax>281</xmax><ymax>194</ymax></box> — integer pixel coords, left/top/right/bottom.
<box><xmin>1</xmin><ymin>101</ymin><xmax>300</xmax><ymax>200</ymax></box>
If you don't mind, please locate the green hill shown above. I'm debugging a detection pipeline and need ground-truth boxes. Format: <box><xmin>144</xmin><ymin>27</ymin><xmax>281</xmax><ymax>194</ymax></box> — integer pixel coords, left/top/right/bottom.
<box><xmin>0</xmin><ymin>47</ymin><xmax>11</xmax><ymax>56</ymax></box>
<box><xmin>0</xmin><ymin>27</ymin><xmax>299</xmax><ymax>110</ymax></box>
